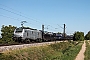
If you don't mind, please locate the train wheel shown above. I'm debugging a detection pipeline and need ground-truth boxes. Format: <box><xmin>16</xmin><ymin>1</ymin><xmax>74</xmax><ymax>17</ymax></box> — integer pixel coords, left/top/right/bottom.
<box><xmin>21</xmin><ymin>39</ymin><xmax>24</xmax><ymax>43</ymax></box>
<box><xmin>39</xmin><ymin>39</ymin><xmax>42</xmax><ymax>43</ymax></box>
<box><xmin>25</xmin><ymin>39</ymin><xmax>31</xmax><ymax>44</ymax></box>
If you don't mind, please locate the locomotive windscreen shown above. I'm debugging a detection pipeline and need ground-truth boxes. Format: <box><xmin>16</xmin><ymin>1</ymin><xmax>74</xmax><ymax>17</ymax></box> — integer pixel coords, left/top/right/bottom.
<box><xmin>15</xmin><ymin>28</ymin><xmax>23</xmax><ymax>33</ymax></box>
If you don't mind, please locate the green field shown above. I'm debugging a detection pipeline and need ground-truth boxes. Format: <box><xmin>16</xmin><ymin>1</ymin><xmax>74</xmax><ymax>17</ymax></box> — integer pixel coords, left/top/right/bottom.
<box><xmin>0</xmin><ymin>41</ymin><xmax>83</xmax><ymax>60</ymax></box>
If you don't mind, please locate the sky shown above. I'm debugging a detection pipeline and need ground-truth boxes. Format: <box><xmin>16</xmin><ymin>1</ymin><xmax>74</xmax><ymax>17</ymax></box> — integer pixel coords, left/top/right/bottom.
<box><xmin>0</xmin><ymin>0</ymin><xmax>90</xmax><ymax>35</ymax></box>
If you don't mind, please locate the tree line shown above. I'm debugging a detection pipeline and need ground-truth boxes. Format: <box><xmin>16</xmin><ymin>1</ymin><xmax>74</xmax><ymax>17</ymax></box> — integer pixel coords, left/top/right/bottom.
<box><xmin>0</xmin><ymin>25</ymin><xmax>90</xmax><ymax>44</ymax></box>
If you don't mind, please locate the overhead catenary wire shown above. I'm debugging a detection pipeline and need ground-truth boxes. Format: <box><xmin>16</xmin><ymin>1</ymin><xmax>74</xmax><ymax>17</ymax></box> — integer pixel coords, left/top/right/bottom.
<box><xmin>0</xmin><ymin>4</ymin><xmax>48</xmax><ymax>25</ymax></box>
<box><xmin>0</xmin><ymin>4</ymin><xmax>24</xmax><ymax>15</ymax></box>
<box><xmin>3</xmin><ymin>17</ymin><xmax>54</xmax><ymax>33</ymax></box>
<box><xmin>0</xmin><ymin>4</ymin><xmax>59</xmax><ymax>27</ymax></box>
<box><xmin>0</xmin><ymin>7</ymin><xmax>39</xmax><ymax>22</ymax></box>
<box><xmin>0</xmin><ymin>14</ymin><xmax>40</xmax><ymax>27</ymax></box>
<box><xmin>0</xmin><ymin>14</ymin><xmax>58</xmax><ymax>32</ymax></box>
<box><xmin>0</xmin><ymin>7</ymin><xmax>46</xmax><ymax>26</ymax></box>
<box><xmin>0</xmin><ymin>5</ymin><xmax>61</xmax><ymax>32</ymax></box>
<box><xmin>0</xmin><ymin>4</ymin><xmax>43</xmax><ymax>25</ymax></box>
<box><xmin>0</xmin><ymin>14</ymin><xmax>21</xmax><ymax>21</ymax></box>
<box><xmin>0</xmin><ymin>4</ymin><xmax>51</xmax><ymax>26</ymax></box>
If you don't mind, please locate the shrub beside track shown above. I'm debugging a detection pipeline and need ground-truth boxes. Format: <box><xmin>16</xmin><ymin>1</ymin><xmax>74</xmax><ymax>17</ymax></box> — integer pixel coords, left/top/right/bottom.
<box><xmin>0</xmin><ymin>41</ymin><xmax>83</xmax><ymax>60</ymax></box>
<box><xmin>84</xmin><ymin>40</ymin><xmax>90</xmax><ymax>60</ymax></box>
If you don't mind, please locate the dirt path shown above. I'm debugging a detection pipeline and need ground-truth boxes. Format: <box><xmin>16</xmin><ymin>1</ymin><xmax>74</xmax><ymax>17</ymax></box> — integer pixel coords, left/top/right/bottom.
<box><xmin>75</xmin><ymin>41</ymin><xmax>86</xmax><ymax>60</ymax></box>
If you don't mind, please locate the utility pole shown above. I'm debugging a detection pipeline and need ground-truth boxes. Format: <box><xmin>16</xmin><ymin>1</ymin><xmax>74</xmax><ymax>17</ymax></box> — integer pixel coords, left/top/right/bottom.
<box><xmin>42</xmin><ymin>25</ymin><xmax>44</xmax><ymax>32</ymax></box>
<box><xmin>42</xmin><ymin>25</ymin><xmax>44</xmax><ymax>40</ymax></box>
<box><xmin>63</xmin><ymin>24</ymin><xmax>66</xmax><ymax>38</ymax></box>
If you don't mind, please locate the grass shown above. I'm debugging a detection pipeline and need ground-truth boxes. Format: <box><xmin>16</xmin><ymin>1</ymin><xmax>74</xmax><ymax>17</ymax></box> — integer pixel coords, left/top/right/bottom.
<box><xmin>60</xmin><ymin>41</ymin><xmax>83</xmax><ymax>60</ymax></box>
<box><xmin>0</xmin><ymin>41</ymin><xmax>83</xmax><ymax>60</ymax></box>
<box><xmin>84</xmin><ymin>40</ymin><xmax>90</xmax><ymax>60</ymax></box>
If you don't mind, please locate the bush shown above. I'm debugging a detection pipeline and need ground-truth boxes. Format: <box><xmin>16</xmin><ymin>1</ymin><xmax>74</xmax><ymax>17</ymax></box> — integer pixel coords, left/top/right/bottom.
<box><xmin>73</xmin><ymin>31</ymin><xmax>84</xmax><ymax>41</ymax></box>
<box><xmin>0</xmin><ymin>41</ymin><xmax>83</xmax><ymax>60</ymax></box>
<box><xmin>84</xmin><ymin>41</ymin><xmax>90</xmax><ymax>60</ymax></box>
<box><xmin>1</xmin><ymin>25</ymin><xmax>16</xmax><ymax>44</ymax></box>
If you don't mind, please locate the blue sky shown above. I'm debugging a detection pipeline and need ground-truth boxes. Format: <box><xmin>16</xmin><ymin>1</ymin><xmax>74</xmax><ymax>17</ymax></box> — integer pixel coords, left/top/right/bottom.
<box><xmin>0</xmin><ymin>0</ymin><xmax>90</xmax><ymax>35</ymax></box>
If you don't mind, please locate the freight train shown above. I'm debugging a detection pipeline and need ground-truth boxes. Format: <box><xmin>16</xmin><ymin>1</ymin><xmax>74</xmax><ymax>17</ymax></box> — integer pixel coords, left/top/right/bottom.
<box><xmin>13</xmin><ymin>27</ymin><xmax>73</xmax><ymax>43</ymax></box>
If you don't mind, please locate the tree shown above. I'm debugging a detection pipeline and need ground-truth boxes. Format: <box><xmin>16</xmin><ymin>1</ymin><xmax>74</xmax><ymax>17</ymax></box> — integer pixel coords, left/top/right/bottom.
<box><xmin>1</xmin><ymin>25</ymin><xmax>16</xmax><ymax>44</ymax></box>
<box><xmin>73</xmin><ymin>31</ymin><xmax>84</xmax><ymax>41</ymax></box>
<box><xmin>85</xmin><ymin>31</ymin><xmax>90</xmax><ymax>40</ymax></box>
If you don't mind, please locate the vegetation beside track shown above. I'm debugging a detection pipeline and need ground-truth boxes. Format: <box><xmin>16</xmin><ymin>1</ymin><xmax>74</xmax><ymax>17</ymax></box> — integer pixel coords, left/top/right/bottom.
<box><xmin>84</xmin><ymin>40</ymin><xmax>90</xmax><ymax>60</ymax></box>
<box><xmin>0</xmin><ymin>41</ymin><xmax>83</xmax><ymax>60</ymax></box>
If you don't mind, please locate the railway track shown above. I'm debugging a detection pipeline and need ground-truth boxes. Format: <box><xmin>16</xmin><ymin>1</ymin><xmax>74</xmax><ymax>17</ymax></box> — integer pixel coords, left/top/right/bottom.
<box><xmin>0</xmin><ymin>41</ymin><xmax>63</xmax><ymax>53</ymax></box>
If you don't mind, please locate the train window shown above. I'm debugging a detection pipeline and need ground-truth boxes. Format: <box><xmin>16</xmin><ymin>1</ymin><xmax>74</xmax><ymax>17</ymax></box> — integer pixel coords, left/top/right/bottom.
<box><xmin>32</xmin><ymin>31</ymin><xmax>33</xmax><ymax>34</ymax></box>
<box><xmin>15</xmin><ymin>28</ymin><xmax>23</xmax><ymax>33</ymax></box>
<box><xmin>25</xmin><ymin>31</ymin><xmax>27</xmax><ymax>32</ymax></box>
<box><xmin>27</xmin><ymin>32</ymin><xmax>28</xmax><ymax>36</ymax></box>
